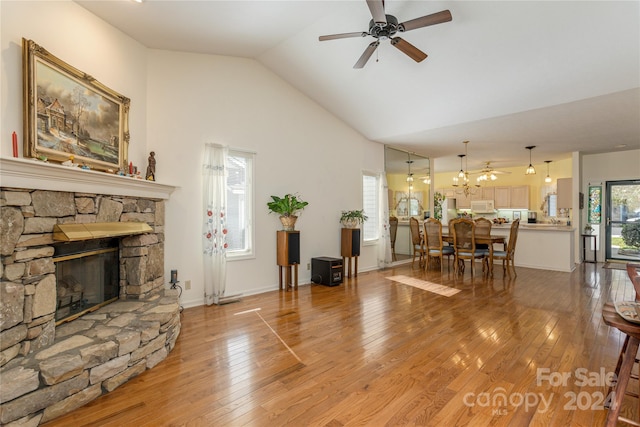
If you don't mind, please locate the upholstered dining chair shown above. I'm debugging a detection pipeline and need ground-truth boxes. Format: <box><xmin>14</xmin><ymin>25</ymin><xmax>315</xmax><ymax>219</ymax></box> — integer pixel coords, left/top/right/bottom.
<box><xmin>451</xmin><ymin>218</ymin><xmax>486</xmax><ymax>276</ymax></box>
<box><xmin>492</xmin><ymin>219</ymin><xmax>520</xmax><ymax>277</ymax></box>
<box><xmin>424</xmin><ymin>218</ymin><xmax>454</xmax><ymax>272</ymax></box>
<box><xmin>409</xmin><ymin>217</ymin><xmax>425</xmax><ymax>267</ymax></box>
<box><xmin>474</xmin><ymin>217</ymin><xmax>492</xmax><ymax>272</ymax></box>
<box><xmin>389</xmin><ymin>216</ymin><xmax>399</xmax><ymax>262</ymax></box>
<box><xmin>474</xmin><ymin>217</ymin><xmax>492</xmax><ymax>249</ymax></box>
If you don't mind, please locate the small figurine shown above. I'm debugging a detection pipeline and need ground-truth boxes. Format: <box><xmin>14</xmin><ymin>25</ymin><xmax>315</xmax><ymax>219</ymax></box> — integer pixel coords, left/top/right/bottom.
<box><xmin>146</xmin><ymin>151</ymin><xmax>156</xmax><ymax>181</ymax></box>
<box><xmin>62</xmin><ymin>155</ymin><xmax>77</xmax><ymax>167</ymax></box>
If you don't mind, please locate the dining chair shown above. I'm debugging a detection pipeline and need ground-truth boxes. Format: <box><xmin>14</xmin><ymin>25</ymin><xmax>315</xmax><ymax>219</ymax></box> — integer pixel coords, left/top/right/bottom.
<box><xmin>409</xmin><ymin>217</ymin><xmax>425</xmax><ymax>267</ymax></box>
<box><xmin>474</xmin><ymin>217</ymin><xmax>492</xmax><ymax>248</ymax></box>
<box><xmin>424</xmin><ymin>218</ymin><xmax>454</xmax><ymax>272</ymax></box>
<box><xmin>492</xmin><ymin>218</ymin><xmax>520</xmax><ymax>277</ymax></box>
<box><xmin>451</xmin><ymin>218</ymin><xmax>487</xmax><ymax>276</ymax></box>
<box><xmin>474</xmin><ymin>217</ymin><xmax>492</xmax><ymax>272</ymax></box>
<box><xmin>389</xmin><ymin>216</ymin><xmax>399</xmax><ymax>261</ymax></box>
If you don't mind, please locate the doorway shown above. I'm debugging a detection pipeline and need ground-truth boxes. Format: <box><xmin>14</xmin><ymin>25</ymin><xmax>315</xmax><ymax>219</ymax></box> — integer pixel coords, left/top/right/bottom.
<box><xmin>605</xmin><ymin>179</ymin><xmax>640</xmax><ymax>261</ymax></box>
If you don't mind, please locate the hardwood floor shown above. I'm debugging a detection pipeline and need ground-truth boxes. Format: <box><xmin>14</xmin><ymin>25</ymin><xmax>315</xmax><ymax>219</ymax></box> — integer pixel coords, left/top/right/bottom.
<box><xmin>43</xmin><ymin>262</ymin><xmax>637</xmax><ymax>426</ymax></box>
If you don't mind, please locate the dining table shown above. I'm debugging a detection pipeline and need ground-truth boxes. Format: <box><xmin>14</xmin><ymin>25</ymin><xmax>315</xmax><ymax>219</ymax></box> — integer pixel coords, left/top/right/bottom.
<box><xmin>442</xmin><ymin>234</ymin><xmax>506</xmax><ymax>277</ymax></box>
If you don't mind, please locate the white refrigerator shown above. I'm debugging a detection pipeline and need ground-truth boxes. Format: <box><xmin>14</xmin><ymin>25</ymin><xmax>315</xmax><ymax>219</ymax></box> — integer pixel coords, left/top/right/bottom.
<box><xmin>440</xmin><ymin>198</ymin><xmax>457</xmax><ymax>224</ymax></box>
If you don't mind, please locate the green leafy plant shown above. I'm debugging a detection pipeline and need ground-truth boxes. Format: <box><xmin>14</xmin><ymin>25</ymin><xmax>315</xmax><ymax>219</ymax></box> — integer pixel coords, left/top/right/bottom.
<box><xmin>622</xmin><ymin>222</ymin><xmax>640</xmax><ymax>249</ymax></box>
<box><xmin>267</xmin><ymin>194</ymin><xmax>308</xmax><ymax>217</ymax></box>
<box><xmin>340</xmin><ymin>209</ymin><xmax>368</xmax><ymax>227</ymax></box>
<box><xmin>434</xmin><ymin>192</ymin><xmax>445</xmax><ymax>220</ymax></box>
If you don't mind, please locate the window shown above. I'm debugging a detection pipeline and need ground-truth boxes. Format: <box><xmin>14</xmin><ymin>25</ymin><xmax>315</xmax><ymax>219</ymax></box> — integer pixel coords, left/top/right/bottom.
<box><xmin>362</xmin><ymin>172</ymin><xmax>380</xmax><ymax>242</ymax></box>
<box><xmin>226</xmin><ymin>151</ymin><xmax>254</xmax><ymax>258</ymax></box>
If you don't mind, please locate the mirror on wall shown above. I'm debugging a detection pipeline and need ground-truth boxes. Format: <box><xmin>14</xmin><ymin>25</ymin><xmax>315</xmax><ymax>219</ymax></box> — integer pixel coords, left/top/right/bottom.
<box><xmin>384</xmin><ymin>146</ymin><xmax>431</xmax><ymax>262</ymax></box>
<box><xmin>385</xmin><ymin>146</ymin><xmax>430</xmax><ymax>218</ymax></box>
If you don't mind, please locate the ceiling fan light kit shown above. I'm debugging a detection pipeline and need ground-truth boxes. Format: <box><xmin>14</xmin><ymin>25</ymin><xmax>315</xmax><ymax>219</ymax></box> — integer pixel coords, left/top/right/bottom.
<box><xmin>525</xmin><ymin>146</ymin><xmax>537</xmax><ymax>175</ymax></box>
<box><xmin>319</xmin><ymin>0</ymin><xmax>452</xmax><ymax>68</ymax></box>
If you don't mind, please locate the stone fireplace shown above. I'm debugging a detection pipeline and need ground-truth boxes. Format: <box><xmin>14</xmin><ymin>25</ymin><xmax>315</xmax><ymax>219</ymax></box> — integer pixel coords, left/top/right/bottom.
<box><xmin>0</xmin><ymin>158</ymin><xmax>178</xmax><ymax>425</ymax></box>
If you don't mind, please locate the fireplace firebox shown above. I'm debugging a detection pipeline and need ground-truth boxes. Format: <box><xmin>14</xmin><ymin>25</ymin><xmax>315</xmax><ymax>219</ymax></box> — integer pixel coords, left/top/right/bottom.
<box><xmin>53</xmin><ymin>238</ymin><xmax>120</xmax><ymax>323</ymax></box>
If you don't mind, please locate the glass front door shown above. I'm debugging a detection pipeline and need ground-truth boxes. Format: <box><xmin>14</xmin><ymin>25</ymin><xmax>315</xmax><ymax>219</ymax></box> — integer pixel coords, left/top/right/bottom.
<box><xmin>606</xmin><ymin>180</ymin><xmax>640</xmax><ymax>261</ymax></box>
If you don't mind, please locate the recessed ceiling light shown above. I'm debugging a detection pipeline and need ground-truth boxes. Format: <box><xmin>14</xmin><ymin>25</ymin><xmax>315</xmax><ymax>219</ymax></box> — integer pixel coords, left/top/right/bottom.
<box><xmin>132</xmin><ymin>0</ymin><xmax>143</xmax><ymax>3</ymax></box>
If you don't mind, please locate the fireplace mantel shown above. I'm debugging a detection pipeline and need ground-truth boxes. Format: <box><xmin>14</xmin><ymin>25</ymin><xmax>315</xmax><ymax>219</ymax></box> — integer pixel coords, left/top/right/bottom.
<box><xmin>0</xmin><ymin>157</ymin><xmax>177</xmax><ymax>199</ymax></box>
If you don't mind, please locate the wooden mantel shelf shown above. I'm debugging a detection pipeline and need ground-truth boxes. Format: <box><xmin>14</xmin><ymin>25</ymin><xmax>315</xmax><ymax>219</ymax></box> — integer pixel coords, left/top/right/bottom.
<box><xmin>0</xmin><ymin>157</ymin><xmax>178</xmax><ymax>200</ymax></box>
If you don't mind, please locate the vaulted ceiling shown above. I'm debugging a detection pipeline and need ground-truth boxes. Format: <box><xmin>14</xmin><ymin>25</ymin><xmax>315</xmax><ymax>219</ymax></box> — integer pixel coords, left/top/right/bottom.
<box><xmin>76</xmin><ymin>0</ymin><xmax>640</xmax><ymax>173</ymax></box>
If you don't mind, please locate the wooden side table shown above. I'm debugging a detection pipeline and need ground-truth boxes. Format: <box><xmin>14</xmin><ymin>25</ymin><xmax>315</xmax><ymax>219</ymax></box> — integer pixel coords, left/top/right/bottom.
<box><xmin>602</xmin><ymin>302</ymin><xmax>640</xmax><ymax>426</ymax></box>
<box><xmin>582</xmin><ymin>233</ymin><xmax>597</xmax><ymax>263</ymax></box>
<box><xmin>341</xmin><ymin>228</ymin><xmax>360</xmax><ymax>278</ymax></box>
<box><xmin>277</xmin><ymin>231</ymin><xmax>299</xmax><ymax>291</ymax></box>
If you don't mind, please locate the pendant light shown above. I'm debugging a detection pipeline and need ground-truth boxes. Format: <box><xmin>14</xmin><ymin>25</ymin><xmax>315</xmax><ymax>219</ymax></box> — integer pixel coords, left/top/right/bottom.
<box><xmin>453</xmin><ymin>154</ymin><xmax>465</xmax><ymax>185</ymax></box>
<box><xmin>525</xmin><ymin>146</ymin><xmax>536</xmax><ymax>175</ymax></box>
<box><xmin>452</xmin><ymin>141</ymin><xmax>478</xmax><ymax>196</ymax></box>
<box><xmin>544</xmin><ymin>160</ymin><xmax>552</xmax><ymax>183</ymax></box>
<box><xmin>406</xmin><ymin>159</ymin><xmax>414</xmax><ymax>183</ymax></box>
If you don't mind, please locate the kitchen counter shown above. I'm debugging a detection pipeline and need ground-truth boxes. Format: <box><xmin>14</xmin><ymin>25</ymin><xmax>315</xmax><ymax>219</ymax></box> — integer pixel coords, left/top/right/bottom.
<box><xmin>443</xmin><ymin>223</ymin><xmax>576</xmax><ymax>272</ymax></box>
<box><xmin>490</xmin><ymin>223</ymin><xmax>573</xmax><ymax>231</ymax></box>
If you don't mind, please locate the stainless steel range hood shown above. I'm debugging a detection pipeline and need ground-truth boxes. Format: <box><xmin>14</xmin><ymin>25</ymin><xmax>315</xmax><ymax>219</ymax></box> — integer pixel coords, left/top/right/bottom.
<box><xmin>53</xmin><ymin>222</ymin><xmax>153</xmax><ymax>241</ymax></box>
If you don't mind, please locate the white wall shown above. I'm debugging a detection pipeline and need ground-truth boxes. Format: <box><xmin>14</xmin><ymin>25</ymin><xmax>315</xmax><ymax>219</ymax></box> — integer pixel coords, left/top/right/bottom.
<box><xmin>0</xmin><ymin>0</ymin><xmax>149</xmax><ymax>167</ymax></box>
<box><xmin>1</xmin><ymin>1</ymin><xmax>385</xmax><ymax>308</ymax></box>
<box><xmin>147</xmin><ymin>49</ymin><xmax>383</xmax><ymax>306</ymax></box>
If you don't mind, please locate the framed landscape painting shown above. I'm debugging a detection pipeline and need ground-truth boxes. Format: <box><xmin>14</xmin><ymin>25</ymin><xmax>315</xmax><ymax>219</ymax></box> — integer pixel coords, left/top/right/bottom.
<box><xmin>22</xmin><ymin>38</ymin><xmax>130</xmax><ymax>172</ymax></box>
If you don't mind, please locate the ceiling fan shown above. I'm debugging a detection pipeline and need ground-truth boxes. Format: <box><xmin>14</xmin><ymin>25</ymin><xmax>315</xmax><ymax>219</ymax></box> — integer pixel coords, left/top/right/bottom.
<box><xmin>470</xmin><ymin>162</ymin><xmax>512</xmax><ymax>181</ymax></box>
<box><xmin>318</xmin><ymin>0</ymin><xmax>452</xmax><ymax>69</ymax></box>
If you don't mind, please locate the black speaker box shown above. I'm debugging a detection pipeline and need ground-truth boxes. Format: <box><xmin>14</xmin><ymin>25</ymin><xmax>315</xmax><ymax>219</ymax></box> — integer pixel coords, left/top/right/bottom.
<box><xmin>311</xmin><ymin>257</ymin><xmax>343</xmax><ymax>286</ymax></box>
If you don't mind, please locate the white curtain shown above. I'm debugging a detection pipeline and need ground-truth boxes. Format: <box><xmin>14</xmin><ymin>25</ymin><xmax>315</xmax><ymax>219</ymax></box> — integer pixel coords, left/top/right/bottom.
<box><xmin>378</xmin><ymin>173</ymin><xmax>393</xmax><ymax>269</ymax></box>
<box><xmin>202</xmin><ymin>143</ymin><xmax>228</xmax><ymax>305</ymax></box>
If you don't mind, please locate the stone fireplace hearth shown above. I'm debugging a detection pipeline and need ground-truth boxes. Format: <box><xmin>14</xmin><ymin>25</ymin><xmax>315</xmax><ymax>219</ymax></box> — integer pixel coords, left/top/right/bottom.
<box><xmin>0</xmin><ymin>158</ymin><xmax>178</xmax><ymax>425</ymax></box>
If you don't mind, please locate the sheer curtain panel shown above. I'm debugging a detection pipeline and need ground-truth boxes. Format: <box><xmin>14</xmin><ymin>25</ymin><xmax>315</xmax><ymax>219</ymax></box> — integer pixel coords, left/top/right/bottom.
<box><xmin>202</xmin><ymin>143</ymin><xmax>228</xmax><ymax>305</ymax></box>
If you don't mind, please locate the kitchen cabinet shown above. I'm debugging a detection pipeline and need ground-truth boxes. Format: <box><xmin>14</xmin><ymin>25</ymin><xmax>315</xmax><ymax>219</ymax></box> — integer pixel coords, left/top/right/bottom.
<box><xmin>472</xmin><ymin>187</ymin><xmax>495</xmax><ymax>201</ymax></box>
<box><xmin>557</xmin><ymin>178</ymin><xmax>572</xmax><ymax>209</ymax></box>
<box><xmin>495</xmin><ymin>186</ymin><xmax>511</xmax><ymax>209</ymax></box>
<box><xmin>510</xmin><ymin>185</ymin><xmax>529</xmax><ymax>209</ymax></box>
<box><xmin>494</xmin><ymin>185</ymin><xmax>529</xmax><ymax>209</ymax></box>
<box><xmin>437</xmin><ymin>188</ymin><xmax>455</xmax><ymax>199</ymax></box>
<box><xmin>455</xmin><ymin>193</ymin><xmax>471</xmax><ymax>209</ymax></box>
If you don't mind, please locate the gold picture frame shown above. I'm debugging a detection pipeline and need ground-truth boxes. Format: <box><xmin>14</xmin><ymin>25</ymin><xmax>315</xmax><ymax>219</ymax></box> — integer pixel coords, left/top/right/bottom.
<box><xmin>22</xmin><ymin>38</ymin><xmax>129</xmax><ymax>172</ymax></box>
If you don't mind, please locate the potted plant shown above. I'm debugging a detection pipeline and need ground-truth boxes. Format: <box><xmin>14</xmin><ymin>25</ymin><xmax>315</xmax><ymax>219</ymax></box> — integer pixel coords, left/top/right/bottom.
<box><xmin>340</xmin><ymin>209</ymin><xmax>368</xmax><ymax>228</ymax></box>
<box><xmin>267</xmin><ymin>193</ymin><xmax>308</xmax><ymax>230</ymax></box>
<box><xmin>584</xmin><ymin>223</ymin><xmax>594</xmax><ymax>234</ymax></box>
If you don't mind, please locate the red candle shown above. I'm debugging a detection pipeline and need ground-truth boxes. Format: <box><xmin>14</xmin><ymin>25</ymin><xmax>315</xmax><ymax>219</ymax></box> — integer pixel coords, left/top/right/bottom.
<box><xmin>129</xmin><ymin>161</ymin><xmax>133</xmax><ymax>174</ymax></box>
<box><xmin>12</xmin><ymin>132</ymin><xmax>18</xmax><ymax>157</ymax></box>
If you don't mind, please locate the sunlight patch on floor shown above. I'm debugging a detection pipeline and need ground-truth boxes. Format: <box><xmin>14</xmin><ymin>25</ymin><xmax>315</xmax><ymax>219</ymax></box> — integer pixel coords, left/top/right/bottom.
<box><xmin>386</xmin><ymin>275</ymin><xmax>461</xmax><ymax>297</ymax></box>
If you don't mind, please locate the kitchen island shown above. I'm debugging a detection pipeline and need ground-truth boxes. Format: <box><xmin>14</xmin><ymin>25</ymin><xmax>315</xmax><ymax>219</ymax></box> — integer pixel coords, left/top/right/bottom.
<box><xmin>443</xmin><ymin>223</ymin><xmax>577</xmax><ymax>273</ymax></box>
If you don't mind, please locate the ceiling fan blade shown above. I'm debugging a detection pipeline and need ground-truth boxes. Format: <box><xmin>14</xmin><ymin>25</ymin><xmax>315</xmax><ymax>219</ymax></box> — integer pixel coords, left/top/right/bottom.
<box><xmin>390</xmin><ymin>37</ymin><xmax>427</xmax><ymax>63</ymax></box>
<box><xmin>399</xmin><ymin>10</ymin><xmax>452</xmax><ymax>32</ymax></box>
<box><xmin>319</xmin><ymin>32</ymin><xmax>368</xmax><ymax>41</ymax></box>
<box><xmin>354</xmin><ymin>41</ymin><xmax>380</xmax><ymax>69</ymax></box>
<box><xmin>366</xmin><ymin>0</ymin><xmax>387</xmax><ymax>25</ymax></box>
